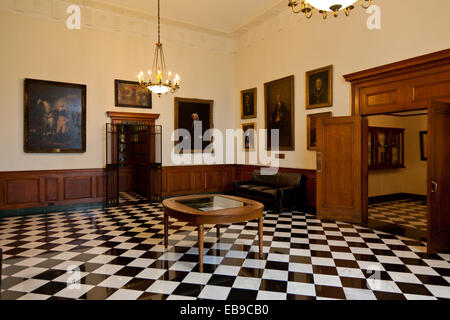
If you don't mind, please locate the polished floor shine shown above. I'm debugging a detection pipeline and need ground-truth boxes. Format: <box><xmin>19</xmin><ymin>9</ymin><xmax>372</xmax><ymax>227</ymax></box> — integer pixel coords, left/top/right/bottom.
<box><xmin>0</xmin><ymin>197</ymin><xmax>449</xmax><ymax>300</ymax></box>
<box><xmin>369</xmin><ymin>199</ymin><xmax>427</xmax><ymax>232</ymax></box>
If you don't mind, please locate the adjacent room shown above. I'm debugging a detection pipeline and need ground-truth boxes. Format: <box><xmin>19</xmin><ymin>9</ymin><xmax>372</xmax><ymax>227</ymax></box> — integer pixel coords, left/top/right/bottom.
<box><xmin>0</xmin><ymin>0</ymin><xmax>449</xmax><ymax>302</ymax></box>
<box><xmin>367</xmin><ymin>112</ymin><xmax>428</xmax><ymax>240</ymax></box>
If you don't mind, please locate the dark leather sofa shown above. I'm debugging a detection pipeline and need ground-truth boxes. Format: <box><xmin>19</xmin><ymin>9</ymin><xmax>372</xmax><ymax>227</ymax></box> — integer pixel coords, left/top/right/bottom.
<box><xmin>233</xmin><ymin>170</ymin><xmax>306</xmax><ymax>213</ymax></box>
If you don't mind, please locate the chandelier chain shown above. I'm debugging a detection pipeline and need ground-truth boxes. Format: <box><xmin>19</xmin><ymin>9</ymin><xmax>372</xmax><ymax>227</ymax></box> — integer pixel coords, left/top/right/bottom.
<box><xmin>137</xmin><ymin>0</ymin><xmax>180</xmax><ymax>97</ymax></box>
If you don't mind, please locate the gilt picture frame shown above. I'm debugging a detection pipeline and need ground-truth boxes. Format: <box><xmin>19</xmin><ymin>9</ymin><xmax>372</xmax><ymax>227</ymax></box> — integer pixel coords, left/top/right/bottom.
<box><xmin>264</xmin><ymin>75</ymin><xmax>295</xmax><ymax>151</ymax></box>
<box><xmin>241</xmin><ymin>88</ymin><xmax>257</xmax><ymax>119</ymax></box>
<box><xmin>174</xmin><ymin>97</ymin><xmax>214</xmax><ymax>154</ymax></box>
<box><xmin>306</xmin><ymin>65</ymin><xmax>333</xmax><ymax>109</ymax></box>
<box><xmin>307</xmin><ymin>112</ymin><xmax>332</xmax><ymax>151</ymax></box>
<box><xmin>241</xmin><ymin>122</ymin><xmax>256</xmax><ymax>151</ymax></box>
<box><xmin>24</xmin><ymin>79</ymin><xmax>86</xmax><ymax>153</ymax></box>
<box><xmin>115</xmin><ymin>79</ymin><xmax>152</xmax><ymax>109</ymax></box>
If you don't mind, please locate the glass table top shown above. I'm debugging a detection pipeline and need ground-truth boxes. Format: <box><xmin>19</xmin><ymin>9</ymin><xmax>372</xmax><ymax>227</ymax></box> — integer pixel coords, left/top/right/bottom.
<box><xmin>175</xmin><ymin>196</ymin><xmax>248</xmax><ymax>212</ymax></box>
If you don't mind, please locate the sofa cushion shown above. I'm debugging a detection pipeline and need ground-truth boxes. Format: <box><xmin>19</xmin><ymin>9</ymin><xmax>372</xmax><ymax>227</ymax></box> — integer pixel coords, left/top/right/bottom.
<box><xmin>276</xmin><ymin>172</ymin><xmax>303</xmax><ymax>188</ymax></box>
<box><xmin>252</xmin><ymin>170</ymin><xmax>278</xmax><ymax>187</ymax></box>
<box><xmin>237</xmin><ymin>184</ymin><xmax>279</xmax><ymax>200</ymax></box>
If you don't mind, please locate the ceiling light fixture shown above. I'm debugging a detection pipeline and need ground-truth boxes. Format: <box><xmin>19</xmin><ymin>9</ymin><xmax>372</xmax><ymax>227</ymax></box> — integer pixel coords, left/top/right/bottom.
<box><xmin>138</xmin><ymin>0</ymin><xmax>180</xmax><ymax>97</ymax></box>
<box><xmin>288</xmin><ymin>0</ymin><xmax>372</xmax><ymax>19</ymax></box>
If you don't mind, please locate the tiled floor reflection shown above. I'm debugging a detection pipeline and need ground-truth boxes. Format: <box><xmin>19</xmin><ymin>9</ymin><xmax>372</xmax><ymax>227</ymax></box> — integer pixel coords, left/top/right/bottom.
<box><xmin>0</xmin><ymin>199</ymin><xmax>449</xmax><ymax>300</ymax></box>
<box><xmin>369</xmin><ymin>199</ymin><xmax>427</xmax><ymax>231</ymax></box>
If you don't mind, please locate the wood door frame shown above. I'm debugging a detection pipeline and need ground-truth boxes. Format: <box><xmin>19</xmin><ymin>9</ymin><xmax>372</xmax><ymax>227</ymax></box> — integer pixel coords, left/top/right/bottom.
<box><xmin>107</xmin><ymin>111</ymin><xmax>160</xmax><ymax>126</ymax></box>
<box><xmin>106</xmin><ymin>112</ymin><xmax>160</xmax><ymax>200</ymax></box>
<box><xmin>344</xmin><ymin>49</ymin><xmax>450</xmax><ymax>228</ymax></box>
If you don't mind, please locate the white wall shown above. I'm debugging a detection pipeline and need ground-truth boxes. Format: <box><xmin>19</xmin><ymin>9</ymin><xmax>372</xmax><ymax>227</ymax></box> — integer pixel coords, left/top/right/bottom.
<box><xmin>368</xmin><ymin>115</ymin><xmax>427</xmax><ymax>197</ymax></box>
<box><xmin>233</xmin><ymin>0</ymin><xmax>450</xmax><ymax>169</ymax></box>
<box><xmin>0</xmin><ymin>7</ymin><xmax>235</xmax><ymax>171</ymax></box>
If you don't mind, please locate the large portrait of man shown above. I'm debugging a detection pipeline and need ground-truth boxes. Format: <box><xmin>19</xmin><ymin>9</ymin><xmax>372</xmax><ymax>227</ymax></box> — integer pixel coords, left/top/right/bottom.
<box><xmin>174</xmin><ymin>98</ymin><xmax>214</xmax><ymax>153</ymax></box>
<box><xmin>264</xmin><ymin>75</ymin><xmax>295</xmax><ymax>151</ymax></box>
<box><xmin>306</xmin><ymin>65</ymin><xmax>333</xmax><ymax>109</ymax></box>
<box><xmin>241</xmin><ymin>88</ymin><xmax>257</xmax><ymax>119</ymax></box>
<box><xmin>24</xmin><ymin>79</ymin><xmax>86</xmax><ymax>153</ymax></box>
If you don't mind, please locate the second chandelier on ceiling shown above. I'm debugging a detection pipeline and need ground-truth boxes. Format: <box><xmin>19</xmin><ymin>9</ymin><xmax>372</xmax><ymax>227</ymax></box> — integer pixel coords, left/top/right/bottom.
<box><xmin>288</xmin><ymin>0</ymin><xmax>372</xmax><ymax>19</ymax></box>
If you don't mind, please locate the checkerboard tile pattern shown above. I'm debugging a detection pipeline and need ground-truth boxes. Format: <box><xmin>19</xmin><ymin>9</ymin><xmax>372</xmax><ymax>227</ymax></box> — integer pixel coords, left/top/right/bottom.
<box><xmin>119</xmin><ymin>192</ymin><xmax>147</xmax><ymax>204</ymax></box>
<box><xmin>369</xmin><ymin>199</ymin><xmax>427</xmax><ymax>231</ymax></box>
<box><xmin>1</xmin><ymin>197</ymin><xmax>449</xmax><ymax>300</ymax></box>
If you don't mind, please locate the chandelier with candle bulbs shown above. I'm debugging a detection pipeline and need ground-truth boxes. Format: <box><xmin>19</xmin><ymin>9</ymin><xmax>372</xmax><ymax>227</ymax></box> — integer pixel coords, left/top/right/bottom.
<box><xmin>138</xmin><ymin>0</ymin><xmax>180</xmax><ymax>97</ymax></box>
<box><xmin>288</xmin><ymin>0</ymin><xmax>372</xmax><ymax>19</ymax></box>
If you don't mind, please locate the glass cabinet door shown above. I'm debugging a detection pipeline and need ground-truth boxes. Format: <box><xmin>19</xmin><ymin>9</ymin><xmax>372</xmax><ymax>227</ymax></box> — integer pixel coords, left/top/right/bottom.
<box><xmin>368</xmin><ymin>127</ymin><xmax>405</xmax><ymax>170</ymax></box>
<box><xmin>377</xmin><ymin>131</ymin><xmax>388</xmax><ymax>165</ymax></box>
<box><xmin>391</xmin><ymin>131</ymin><xmax>400</xmax><ymax>165</ymax></box>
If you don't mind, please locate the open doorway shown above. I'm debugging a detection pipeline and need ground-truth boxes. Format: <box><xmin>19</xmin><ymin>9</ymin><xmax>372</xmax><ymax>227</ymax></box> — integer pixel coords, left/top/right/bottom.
<box><xmin>366</xmin><ymin>110</ymin><xmax>428</xmax><ymax>241</ymax></box>
<box><xmin>106</xmin><ymin>123</ymin><xmax>162</xmax><ymax>207</ymax></box>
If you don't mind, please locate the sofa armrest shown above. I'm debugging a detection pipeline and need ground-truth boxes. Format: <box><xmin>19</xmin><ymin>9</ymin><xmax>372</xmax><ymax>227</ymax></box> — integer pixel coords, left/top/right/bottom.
<box><xmin>277</xmin><ymin>186</ymin><xmax>298</xmax><ymax>198</ymax></box>
<box><xmin>233</xmin><ymin>180</ymin><xmax>253</xmax><ymax>191</ymax></box>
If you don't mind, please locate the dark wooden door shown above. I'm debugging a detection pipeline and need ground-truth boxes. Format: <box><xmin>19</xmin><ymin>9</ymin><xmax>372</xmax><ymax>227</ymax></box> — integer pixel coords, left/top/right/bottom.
<box><xmin>427</xmin><ymin>101</ymin><xmax>450</xmax><ymax>254</ymax></box>
<box><xmin>316</xmin><ymin>116</ymin><xmax>368</xmax><ymax>224</ymax></box>
<box><xmin>105</xmin><ymin>123</ymin><xmax>119</xmax><ymax>207</ymax></box>
<box><xmin>129</xmin><ymin>125</ymin><xmax>150</xmax><ymax>198</ymax></box>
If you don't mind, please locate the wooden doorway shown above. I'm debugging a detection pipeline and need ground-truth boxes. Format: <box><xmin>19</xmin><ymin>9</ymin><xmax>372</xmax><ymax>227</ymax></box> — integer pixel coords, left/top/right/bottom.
<box><xmin>316</xmin><ymin>49</ymin><xmax>450</xmax><ymax>253</ymax></box>
<box><xmin>106</xmin><ymin>112</ymin><xmax>162</xmax><ymax>206</ymax></box>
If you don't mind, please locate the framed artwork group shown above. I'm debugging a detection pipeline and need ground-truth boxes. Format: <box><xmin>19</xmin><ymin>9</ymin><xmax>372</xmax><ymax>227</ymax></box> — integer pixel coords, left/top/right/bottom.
<box><xmin>239</xmin><ymin>65</ymin><xmax>333</xmax><ymax>152</ymax></box>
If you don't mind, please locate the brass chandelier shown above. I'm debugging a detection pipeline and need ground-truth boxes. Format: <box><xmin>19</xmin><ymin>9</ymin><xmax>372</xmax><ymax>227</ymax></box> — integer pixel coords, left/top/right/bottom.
<box><xmin>288</xmin><ymin>0</ymin><xmax>372</xmax><ymax>19</ymax></box>
<box><xmin>138</xmin><ymin>0</ymin><xmax>180</xmax><ymax>97</ymax></box>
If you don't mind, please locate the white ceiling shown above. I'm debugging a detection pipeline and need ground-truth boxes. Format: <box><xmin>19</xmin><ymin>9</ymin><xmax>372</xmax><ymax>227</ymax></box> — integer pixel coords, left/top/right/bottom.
<box><xmin>103</xmin><ymin>0</ymin><xmax>283</xmax><ymax>34</ymax></box>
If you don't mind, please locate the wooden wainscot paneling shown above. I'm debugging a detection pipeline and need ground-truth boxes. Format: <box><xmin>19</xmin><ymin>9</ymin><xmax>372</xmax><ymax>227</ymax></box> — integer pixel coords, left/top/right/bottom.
<box><xmin>162</xmin><ymin>165</ymin><xmax>236</xmax><ymax>197</ymax></box>
<box><xmin>45</xmin><ymin>178</ymin><xmax>58</xmax><ymax>202</ymax></box>
<box><xmin>6</xmin><ymin>178</ymin><xmax>40</xmax><ymax>205</ymax></box>
<box><xmin>0</xmin><ymin>169</ymin><xmax>104</xmax><ymax>211</ymax></box>
<box><xmin>344</xmin><ymin>49</ymin><xmax>450</xmax><ymax>115</ymax></box>
<box><xmin>64</xmin><ymin>176</ymin><xmax>92</xmax><ymax>200</ymax></box>
<box><xmin>0</xmin><ymin>165</ymin><xmax>316</xmax><ymax>211</ymax></box>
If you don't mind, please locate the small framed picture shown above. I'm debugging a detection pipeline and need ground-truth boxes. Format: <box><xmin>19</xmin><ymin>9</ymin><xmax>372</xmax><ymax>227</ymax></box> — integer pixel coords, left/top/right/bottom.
<box><xmin>241</xmin><ymin>88</ymin><xmax>257</xmax><ymax>119</ymax></box>
<box><xmin>306</xmin><ymin>65</ymin><xmax>333</xmax><ymax>109</ymax></box>
<box><xmin>307</xmin><ymin>112</ymin><xmax>332</xmax><ymax>151</ymax></box>
<box><xmin>420</xmin><ymin>131</ymin><xmax>428</xmax><ymax>161</ymax></box>
<box><xmin>241</xmin><ymin>123</ymin><xmax>256</xmax><ymax>151</ymax></box>
<box><xmin>115</xmin><ymin>79</ymin><xmax>152</xmax><ymax>108</ymax></box>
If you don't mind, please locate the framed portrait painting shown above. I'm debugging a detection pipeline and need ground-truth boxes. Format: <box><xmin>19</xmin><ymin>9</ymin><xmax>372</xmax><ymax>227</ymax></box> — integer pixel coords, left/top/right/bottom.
<box><xmin>307</xmin><ymin>112</ymin><xmax>332</xmax><ymax>151</ymax></box>
<box><xmin>115</xmin><ymin>79</ymin><xmax>152</xmax><ymax>108</ymax></box>
<box><xmin>264</xmin><ymin>75</ymin><xmax>295</xmax><ymax>151</ymax></box>
<box><xmin>241</xmin><ymin>88</ymin><xmax>257</xmax><ymax>119</ymax></box>
<box><xmin>420</xmin><ymin>131</ymin><xmax>428</xmax><ymax>161</ymax></box>
<box><xmin>241</xmin><ymin>123</ymin><xmax>256</xmax><ymax>151</ymax></box>
<box><xmin>174</xmin><ymin>97</ymin><xmax>214</xmax><ymax>153</ymax></box>
<box><xmin>24</xmin><ymin>79</ymin><xmax>86</xmax><ymax>153</ymax></box>
<box><xmin>306</xmin><ymin>65</ymin><xmax>332</xmax><ymax>109</ymax></box>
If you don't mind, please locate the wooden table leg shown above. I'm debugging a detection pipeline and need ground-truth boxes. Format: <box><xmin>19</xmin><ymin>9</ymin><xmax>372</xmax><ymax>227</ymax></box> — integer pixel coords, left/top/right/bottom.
<box><xmin>216</xmin><ymin>225</ymin><xmax>220</xmax><ymax>239</ymax></box>
<box><xmin>198</xmin><ymin>224</ymin><xmax>204</xmax><ymax>273</ymax></box>
<box><xmin>258</xmin><ymin>217</ymin><xmax>264</xmax><ymax>259</ymax></box>
<box><xmin>164</xmin><ymin>212</ymin><xmax>169</xmax><ymax>248</ymax></box>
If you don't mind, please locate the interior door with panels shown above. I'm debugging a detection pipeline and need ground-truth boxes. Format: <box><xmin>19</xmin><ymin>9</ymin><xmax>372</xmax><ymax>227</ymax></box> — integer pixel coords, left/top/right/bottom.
<box><xmin>316</xmin><ymin>116</ymin><xmax>368</xmax><ymax>224</ymax></box>
<box><xmin>427</xmin><ymin>101</ymin><xmax>450</xmax><ymax>254</ymax></box>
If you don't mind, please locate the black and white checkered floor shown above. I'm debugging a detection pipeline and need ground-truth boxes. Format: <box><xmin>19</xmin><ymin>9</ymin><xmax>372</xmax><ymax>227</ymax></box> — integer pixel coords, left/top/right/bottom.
<box><xmin>369</xmin><ymin>199</ymin><xmax>427</xmax><ymax>231</ymax></box>
<box><xmin>1</xmin><ymin>199</ymin><xmax>449</xmax><ymax>300</ymax></box>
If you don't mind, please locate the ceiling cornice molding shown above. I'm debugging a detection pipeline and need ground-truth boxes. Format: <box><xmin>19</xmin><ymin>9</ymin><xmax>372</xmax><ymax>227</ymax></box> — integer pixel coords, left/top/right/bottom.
<box><xmin>80</xmin><ymin>0</ymin><xmax>234</xmax><ymax>38</ymax></box>
<box><xmin>1</xmin><ymin>0</ymin><xmax>235</xmax><ymax>54</ymax></box>
<box><xmin>230</xmin><ymin>0</ymin><xmax>285</xmax><ymax>36</ymax></box>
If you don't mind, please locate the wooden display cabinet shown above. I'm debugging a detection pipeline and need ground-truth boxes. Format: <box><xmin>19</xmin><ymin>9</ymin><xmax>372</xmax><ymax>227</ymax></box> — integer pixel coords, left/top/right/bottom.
<box><xmin>368</xmin><ymin>126</ymin><xmax>405</xmax><ymax>170</ymax></box>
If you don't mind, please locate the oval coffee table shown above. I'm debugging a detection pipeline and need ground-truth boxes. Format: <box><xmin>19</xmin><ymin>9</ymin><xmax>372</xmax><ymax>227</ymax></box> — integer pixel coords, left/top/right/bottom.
<box><xmin>162</xmin><ymin>194</ymin><xmax>264</xmax><ymax>272</ymax></box>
